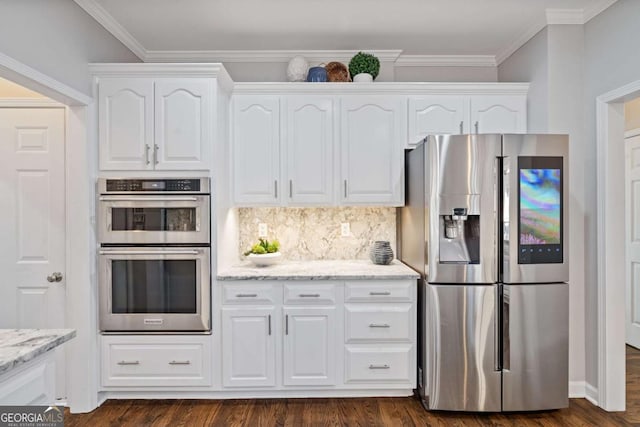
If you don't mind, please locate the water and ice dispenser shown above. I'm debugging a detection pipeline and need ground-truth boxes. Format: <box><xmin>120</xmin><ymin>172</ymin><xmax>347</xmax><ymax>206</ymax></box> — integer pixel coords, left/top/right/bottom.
<box><xmin>439</xmin><ymin>206</ymin><xmax>480</xmax><ymax>264</ymax></box>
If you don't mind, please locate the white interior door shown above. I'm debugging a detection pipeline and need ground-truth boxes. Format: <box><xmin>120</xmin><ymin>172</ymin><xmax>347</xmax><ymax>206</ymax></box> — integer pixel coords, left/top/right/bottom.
<box><xmin>0</xmin><ymin>108</ymin><xmax>66</xmax><ymax>396</ymax></box>
<box><xmin>626</xmin><ymin>133</ymin><xmax>640</xmax><ymax>349</ymax></box>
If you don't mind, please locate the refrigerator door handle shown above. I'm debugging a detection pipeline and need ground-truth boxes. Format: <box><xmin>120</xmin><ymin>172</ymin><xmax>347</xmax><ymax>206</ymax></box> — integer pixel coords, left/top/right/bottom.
<box><xmin>494</xmin><ymin>285</ymin><xmax>502</xmax><ymax>371</ymax></box>
<box><xmin>503</xmin><ymin>286</ymin><xmax>511</xmax><ymax>370</ymax></box>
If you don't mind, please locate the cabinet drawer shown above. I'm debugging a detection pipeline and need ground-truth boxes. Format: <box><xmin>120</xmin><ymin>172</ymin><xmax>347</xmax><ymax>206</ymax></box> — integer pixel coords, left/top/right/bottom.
<box><xmin>345</xmin><ymin>305</ymin><xmax>412</xmax><ymax>343</ymax></box>
<box><xmin>102</xmin><ymin>338</ymin><xmax>211</xmax><ymax>387</ymax></box>
<box><xmin>223</xmin><ymin>282</ymin><xmax>277</xmax><ymax>304</ymax></box>
<box><xmin>345</xmin><ymin>345</ymin><xmax>412</xmax><ymax>383</ymax></box>
<box><xmin>284</xmin><ymin>282</ymin><xmax>337</xmax><ymax>304</ymax></box>
<box><xmin>345</xmin><ymin>281</ymin><xmax>414</xmax><ymax>302</ymax></box>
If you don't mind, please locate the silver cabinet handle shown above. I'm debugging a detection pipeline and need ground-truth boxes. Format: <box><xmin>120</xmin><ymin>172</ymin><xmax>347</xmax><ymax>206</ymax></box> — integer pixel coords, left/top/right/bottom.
<box><xmin>274</xmin><ymin>180</ymin><xmax>278</xmax><ymax>199</ymax></box>
<box><xmin>145</xmin><ymin>144</ymin><xmax>151</xmax><ymax>165</ymax></box>
<box><xmin>285</xmin><ymin>314</ymin><xmax>289</xmax><ymax>335</ymax></box>
<box><xmin>344</xmin><ymin>180</ymin><xmax>347</xmax><ymax>198</ymax></box>
<box><xmin>298</xmin><ymin>293</ymin><xmax>320</xmax><ymax>298</ymax></box>
<box><xmin>369</xmin><ymin>364</ymin><xmax>390</xmax><ymax>370</ymax></box>
<box><xmin>236</xmin><ymin>293</ymin><xmax>258</xmax><ymax>298</ymax></box>
<box><xmin>168</xmin><ymin>360</ymin><xmax>191</xmax><ymax>365</ymax></box>
<box><xmin>117</xmin><ymin>360</ymin><xmax>140</xmax><ymax>366</ymax></box>
<box><xmin>369</xmin><ymin>323</ymin><xmax>391</xmax><ymax>328</ymax></box>
<box><xmin>268</xmin><ymin>314</ymin><xmax>271</xmax><ymax>336</ymax></box>
<box><xmin>289</xmin><ymin>180</ymin><xmax>293</xmax><ymax>198</ymax></box>
<box><xmin>369</xmin><ymin>291</ymin><xmax>391</xmax><ymax>296</ymax></box>
<box><xmin>154</xmin><ymin>144</ymin><xmax>159</xmax><ymax>164</ymax></box>
<box><xmin>474</xmin><ymin>121</ymin><xmax>479</xmax><ymax>134</ymax></box>
<box><xmin>459</xmin><ymin>121</ymin><xmax>463</xmax><ymax>134</ymax></box>
<box><xmin>46</xmin><ymin>272</ymin><xmax>63</xmax><ymax>283</ymax></box>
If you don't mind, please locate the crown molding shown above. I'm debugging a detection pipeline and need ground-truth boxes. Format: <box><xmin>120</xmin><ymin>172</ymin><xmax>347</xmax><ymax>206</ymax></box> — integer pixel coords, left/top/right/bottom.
<box><xmin>232</xmin><ymin>81</ymin><xmax>529</xmax><ymax>96</ymax></box>
<box><xmin>583</xmin><ymin>0</ymin><xmax>618</xmax><ymax>22</ymax></box>
<box><xmin>546</xmin><ymin>9</ymin><xmax>584</xmax><ymax>24</ymax></box>
<box><xmin>144</xmin><ymin>50</ymin><xmax>404</xmax><ymax>64</ymax></box>
<box><xmin>495</xmin><ymin>15</ymin><xmax>547</xmax><ymax>65</ymax></box>
<box><xmin>395</xmin><ymin>55</ymin><xmax>496</xmax><ymax>67</ymax></box>
<box><xmin>73</xmin><ymin>0</ymin><xmax>146</xmax><ymax>60</ymax></box>
<box><xmin>0</xmin><ymin>98</ymin><xmax>64</xmax><ymax>108</ymax></box>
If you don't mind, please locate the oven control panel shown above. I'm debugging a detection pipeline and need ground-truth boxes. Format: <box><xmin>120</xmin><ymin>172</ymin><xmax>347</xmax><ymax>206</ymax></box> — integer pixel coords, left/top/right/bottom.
<box><xmin>102</xmin><ymin>178</ymin><xmax>208</xmax><ymax>194</ymax></box>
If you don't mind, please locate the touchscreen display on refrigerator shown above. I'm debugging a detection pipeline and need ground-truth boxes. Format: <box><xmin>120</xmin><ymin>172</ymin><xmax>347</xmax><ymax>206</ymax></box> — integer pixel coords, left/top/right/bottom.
<box><xmin>518</xmin><ymin>157</ymin><xmax>563</xmax><ymax>264</ymax></box>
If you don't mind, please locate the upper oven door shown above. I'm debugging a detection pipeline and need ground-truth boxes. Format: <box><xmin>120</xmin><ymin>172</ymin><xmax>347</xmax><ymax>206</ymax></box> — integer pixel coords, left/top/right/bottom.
<box><xmin>98</xmin><ymin>195</ymin><xmax>210</xmax><ymax>244</ymax></box>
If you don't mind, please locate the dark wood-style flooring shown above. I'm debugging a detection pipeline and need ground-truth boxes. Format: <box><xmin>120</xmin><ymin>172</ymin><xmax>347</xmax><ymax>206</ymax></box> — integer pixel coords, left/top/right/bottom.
<box><xmin>65</xmin><ymin>346</ymin><xmax>640</xmax><ymax>426</ymax></box>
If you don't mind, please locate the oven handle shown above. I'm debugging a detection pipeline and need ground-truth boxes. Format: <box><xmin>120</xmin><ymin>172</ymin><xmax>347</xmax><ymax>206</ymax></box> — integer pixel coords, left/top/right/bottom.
<box><xmin>99</xmin><ymin>196</ymin><xmax>200</xmax><ymax>202</ymax></box>
<box><xmin>99</xmin><ymin>249</ymin><xmax>202</xmax><ymax>255</ymax></box>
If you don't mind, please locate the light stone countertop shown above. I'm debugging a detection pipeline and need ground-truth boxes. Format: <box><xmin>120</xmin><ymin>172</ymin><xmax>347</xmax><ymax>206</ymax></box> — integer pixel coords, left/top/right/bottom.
<box><xmin>0</xmin><ymin>329</ymin><xmax>76</xmax><ymax>376</ymax></box>
<box><xmin>217</xmin><ymin>259</ymin><xmax>420</xmax><ymax>281</ymax></box>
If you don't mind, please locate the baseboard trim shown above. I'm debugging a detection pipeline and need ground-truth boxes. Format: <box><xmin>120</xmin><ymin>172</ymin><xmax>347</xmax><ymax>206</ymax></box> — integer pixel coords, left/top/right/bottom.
<box><xmin>586</xmin><ymin>383</ymin><xmax>599</xmax><ymax>406</ymax></box>
<box><xmin>569</xmin><ymin>381</ymin><xmax>586</xmax><ymax>398</ymax></box>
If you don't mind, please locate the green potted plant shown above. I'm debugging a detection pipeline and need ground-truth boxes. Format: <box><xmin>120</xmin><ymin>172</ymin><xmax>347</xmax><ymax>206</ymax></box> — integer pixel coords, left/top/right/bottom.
<box><xmin>348</xmin><ymin>51</ymin><xmax>380</xmax><ymax>82</ymax></box>
<box><xmin>243</xmin><ymin>238</ymin><xmax>281</xmax><ymax>266</ymax></box>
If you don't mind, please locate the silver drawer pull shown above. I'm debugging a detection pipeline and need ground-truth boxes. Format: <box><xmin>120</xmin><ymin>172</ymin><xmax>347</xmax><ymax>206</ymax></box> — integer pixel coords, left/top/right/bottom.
<box><xmin>369</xmin><ymin>323</ymin><xmax>391</xmax><ymax>328</ymax></box>
<box><xmin>298</xmin><ymin>293</ymin><xmax>320</xmax><ymax>298</ymax></box>
<box><xmin>117</xmin><ymin>360</ymin><xmax>140</xmax><ymax>366</ymax></box>
<box><xmin>236</xmin><ymin>293</ymin><xmax>258</xmax><ymax>298</ymax></box>
<box><xmin>369</xmin><ymin>291</ymin><xmax>391</xmax><ymax>296</ymax></box>
<box><xmin>169</xmin><ymin>360</ymin><xmax>191</xmax><ymax>365</ymax></box>
<box><xmin>369</xmin><ymin>364</ymin><xmax>390</xmax><ymax>370</ymax></box>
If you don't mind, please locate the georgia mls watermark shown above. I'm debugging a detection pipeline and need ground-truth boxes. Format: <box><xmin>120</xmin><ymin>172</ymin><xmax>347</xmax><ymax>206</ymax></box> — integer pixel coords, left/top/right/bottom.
<box><xmin>0</xmin><ymin>406</ymin><xmax>64</xmax><ymax>427</ymax></box>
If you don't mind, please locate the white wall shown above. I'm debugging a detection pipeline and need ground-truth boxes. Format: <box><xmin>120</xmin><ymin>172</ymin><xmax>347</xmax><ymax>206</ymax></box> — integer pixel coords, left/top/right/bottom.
<box><xmin>583</xmin><ymin>0</ymin><xmax>640</xmax><ymax>389</ymax></box>
<box><xmin>498</xmin><ymin>24</ymin><xmax>587</xmax><ymax>392</ymax></box>
<box><xmin>498</xmin><ymin>28</ymin><xmax>549</xmax><ymax>132</ymax></box>
<box><xmin>224</xmin><ymin>61</ymin><xmax>497</xmax><ymax>82</ymax></box>
<box><xmin>0</xmin><ymin>0</ymin><xmax>139</xmax><ymax>97</ymax></box>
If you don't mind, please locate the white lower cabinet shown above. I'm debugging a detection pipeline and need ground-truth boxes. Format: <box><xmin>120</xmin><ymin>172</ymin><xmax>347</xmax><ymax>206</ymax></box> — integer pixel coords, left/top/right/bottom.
<box><xmin>220</xmin><ymin>279</ymin><xmax>416</xmax><ymax>393</ymax></box>
<box><xmin>101</xmin><ymin>335</ymin><xmax>212</xmax><ymax>388</ymax></box>
<box><xmin>283</xmin><ymin>306</ymin><xmax>336</xmax><ymax>386</ymax></box>
<box><xmin>221</xmin><ymin>306</ymin><xmax>276</xmax><ymax>387</ymax></box>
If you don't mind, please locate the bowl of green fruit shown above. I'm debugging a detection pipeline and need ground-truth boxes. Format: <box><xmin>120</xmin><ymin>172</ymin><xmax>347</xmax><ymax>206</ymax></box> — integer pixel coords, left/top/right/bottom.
<box><xmin>244</xmin><ymin>238</ymin><xmax>281</xmax><ymax>267</ymax></box>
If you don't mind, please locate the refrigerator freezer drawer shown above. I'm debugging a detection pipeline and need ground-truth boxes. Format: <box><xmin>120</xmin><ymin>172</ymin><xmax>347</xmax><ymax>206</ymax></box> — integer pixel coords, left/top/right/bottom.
<box><xmin>425</xmin><ymin>283</ymin><xmax>501</xmax><ymax>412</ymax></box>
<box><xmin>502</xmin><ymin>283</ymin><xmax>569</xmax><ymax>411</ymax></box>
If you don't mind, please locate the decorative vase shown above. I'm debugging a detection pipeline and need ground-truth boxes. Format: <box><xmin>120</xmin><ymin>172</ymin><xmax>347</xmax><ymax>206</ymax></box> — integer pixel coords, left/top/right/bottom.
<box><xmin>286</xmin><ymin>56</ymin><xmax>309</xmax><ymax>82</ymax></box>
<box><xmin>306</xmin><ymin>66</ymin><xmax>327</xmax><ymax>82</ymax></box>
<box><xmin>370</xmin><ymin>241</ymin><xmax>394</xmax><ymax>265</ymax></box>
<box><xmin>353</xmin><ymin>73</ymin><xmax>373</xmax><ymax>83</ymax></box>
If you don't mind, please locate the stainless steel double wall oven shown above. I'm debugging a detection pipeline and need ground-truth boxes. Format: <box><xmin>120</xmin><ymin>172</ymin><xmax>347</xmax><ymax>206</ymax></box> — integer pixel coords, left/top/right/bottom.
<box><xmin>98</xmin><ymin>178</ymin><xmax>211</xmax><ymax>332</ymax></box>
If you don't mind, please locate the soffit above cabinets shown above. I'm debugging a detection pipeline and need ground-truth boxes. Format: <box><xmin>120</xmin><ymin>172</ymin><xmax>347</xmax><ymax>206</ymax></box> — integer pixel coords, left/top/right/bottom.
<box><xmin>75</xmin><ymin>0</ymin><xmax>617</xmax><ymax>65</ymax></box>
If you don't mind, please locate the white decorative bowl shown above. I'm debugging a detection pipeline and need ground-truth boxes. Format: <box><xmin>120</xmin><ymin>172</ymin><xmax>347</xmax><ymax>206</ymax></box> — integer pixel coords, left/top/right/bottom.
<box><xmin>247</xmin><ymin>252</ymin><xmax>282</xmax><ymax>267</ymax></box>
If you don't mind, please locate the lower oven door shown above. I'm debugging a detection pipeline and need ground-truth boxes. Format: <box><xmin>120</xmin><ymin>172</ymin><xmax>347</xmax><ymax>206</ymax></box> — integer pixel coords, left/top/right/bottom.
<box><xmin>99</xmin><ymin>247</ymin><xmax>210</xmax><ymax>332</ymax></box>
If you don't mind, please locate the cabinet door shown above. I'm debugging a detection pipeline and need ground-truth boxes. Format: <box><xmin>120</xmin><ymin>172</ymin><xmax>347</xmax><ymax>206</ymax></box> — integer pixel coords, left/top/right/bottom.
<box><xmin>232</xmin><ymin>96</ymin><xmax>281</xmax><ymax>205</ymax></box>
<box><xmin>408</xmin><ymin>96</ymin><xmax>468</xmax><ymax>145</ymax></box>
<box><xmin>283</xmin><ymin>307</ymin><xmax>336</xmax><ymax>386</ymax></box>
<box><xmin>470</xmin><ymin>95</ymin><xmax>527</xmax><ymax>134</ymax></box>
<box><xmin>285</xmin><ymin>96</ymin><xmax>334</xmax><ymax>205</ymax></box>
<box><xmin>340</xmin><ymin>96</ymin><xmax>405</xmax><ymax>205</ymax></box>
<box><xmin>154</xmin><ymin>79</ymin><xmax>211</xmax><ymax>170</ymax></box>
<box><xmin>222</xmin><ymin>307</ymin><xmax>276</xmax><ymax>387</ymax></box>
<box><xmin>99</xmin><ymin>78</ymin><xmax>153</xmax><ymax>170</ymax></box>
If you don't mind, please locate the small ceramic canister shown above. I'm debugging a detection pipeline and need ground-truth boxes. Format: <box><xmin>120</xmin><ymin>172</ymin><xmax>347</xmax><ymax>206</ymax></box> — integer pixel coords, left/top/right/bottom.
<box><xmin>370</xmin><ymin>240</ymin><xmax>394</xmax><ymax>265</ymax></box>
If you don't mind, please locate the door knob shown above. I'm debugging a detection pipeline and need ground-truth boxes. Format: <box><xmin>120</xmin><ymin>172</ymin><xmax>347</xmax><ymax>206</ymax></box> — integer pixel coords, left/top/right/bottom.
<box><xmin>46</xmin><ymin>272</ymin><xmax>63</xmax><ymax>283</ymax></box>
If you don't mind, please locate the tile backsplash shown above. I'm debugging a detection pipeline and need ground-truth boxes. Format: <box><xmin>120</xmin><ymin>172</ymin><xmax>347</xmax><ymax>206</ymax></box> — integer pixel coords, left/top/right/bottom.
<box><xmin>238</xmin><ymin>207</ymin><xmax>396</xmax><ymax>260</ymax></box>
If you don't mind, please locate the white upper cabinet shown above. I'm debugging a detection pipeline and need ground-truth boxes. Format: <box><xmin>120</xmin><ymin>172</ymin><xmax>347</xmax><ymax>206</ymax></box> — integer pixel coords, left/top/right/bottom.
<box><xmin>154</xmin><ymin>79</ymin><xmax>211</xmax><ymax>170</ymax></box>
<box><xmin>232</xmin><ymin>96</ymin><xmax>281</xmax><ymax>205</ymax></box>
<box><xmin>470</xmin><ymin>95</ymin><xmax>527</xmax><ymax>134</ymax></box>
<box><xmin>99</xmin><ymin>78</ymin><xmax>154</xmax><ymax>170</ymax></box>
<box><xmin>408</xmin><ymin>96</ymin><xmax>467</xmax><ymax>144</ymax></box>
<box><xmin>340</xmin><ymin>96</ymin><xmax>405</xmax><ymax>206</ymax></box>
<box><xmin>285</xmin><ymin>96</ymin><xmax>334</xmax><ymax>205</ymax></box>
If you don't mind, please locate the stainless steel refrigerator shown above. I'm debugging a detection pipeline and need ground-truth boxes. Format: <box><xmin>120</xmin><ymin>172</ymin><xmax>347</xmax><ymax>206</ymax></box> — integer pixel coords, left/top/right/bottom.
<box><xmin>399</xmin><ymin>134</ymin><xmax>569</xmax><ymax>412</ymax></box>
